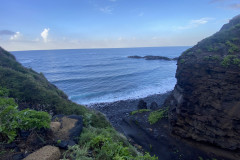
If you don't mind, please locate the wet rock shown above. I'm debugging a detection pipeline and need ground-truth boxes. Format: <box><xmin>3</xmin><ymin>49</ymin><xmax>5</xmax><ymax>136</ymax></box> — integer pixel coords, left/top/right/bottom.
<box><xmin>24</xmin><ymin>145</ymin><xmax>60</xmax><ymax>160</ymax></box>
<box><xmin>137</xmin><ymin>100</ymin><xmax>147</xmax><ymax>109</ymax></box>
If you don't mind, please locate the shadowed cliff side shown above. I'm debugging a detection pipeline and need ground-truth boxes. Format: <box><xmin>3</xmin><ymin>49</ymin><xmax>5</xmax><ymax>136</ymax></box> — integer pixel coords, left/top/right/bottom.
<box><xmin>167</xmin><ymin>14</ymin><xmax>240</xmax><ymax>150</ymax></box>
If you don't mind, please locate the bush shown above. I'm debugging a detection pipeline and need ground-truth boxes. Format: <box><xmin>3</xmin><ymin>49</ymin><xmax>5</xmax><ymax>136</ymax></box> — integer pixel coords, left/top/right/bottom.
<box><xmin>73</xmin><ymin>126</ymin><xmax>158</xmax><ymax>160</ymax></box>
<box><xmin>17</xmin><ymin>109</ymin><xmax>51</xmax><ymax>130</ymax></box>
<box><xmin>148</xmin><ymin>107</ymin><xmax>168</xmax><ymax>125</ymax></box>
<box><xmin>221</xmin><ymin>55</ymin><xmax>240</xmax><ymax>67</ymax></box>
<box><xmin>0</xmin><ymin>87</ymin><xmax>51</xmax><ymax>142</ymax></box>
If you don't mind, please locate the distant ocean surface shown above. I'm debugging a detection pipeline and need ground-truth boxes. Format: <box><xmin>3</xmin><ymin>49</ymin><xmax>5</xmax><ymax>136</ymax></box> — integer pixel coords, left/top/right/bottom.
<box><xmin>12</xmin><ymin>47</ymin><xmax>189</xmax><ymax>105</ymax></box>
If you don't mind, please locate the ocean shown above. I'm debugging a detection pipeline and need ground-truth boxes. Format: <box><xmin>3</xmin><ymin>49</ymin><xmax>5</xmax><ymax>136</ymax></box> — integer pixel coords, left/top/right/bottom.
<box><xmin>12</xmin><ymin>46</ymin><xmax>189</xmax><ymax>105</ymax></box>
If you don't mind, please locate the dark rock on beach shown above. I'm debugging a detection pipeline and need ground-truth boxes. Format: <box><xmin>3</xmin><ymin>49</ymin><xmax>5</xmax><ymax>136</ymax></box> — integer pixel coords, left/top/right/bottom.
<box><xmin>137</xmin><ymin>99</ymin><xmax>147</xmax><ymax>109</ymax></box>
<box><xmin>91</xmin><ymin>92</ymin><xmax>240</xmax><ymax>160</ymax></box>
<box><xmin>150</xmin><ymin>101</ymin><xmax>158</xmax><ymax>110</ymax></box>
<box><xmin>167</xmin><ymin>14</ymin><xmax>240</xmax><ymax>150</ymax></box>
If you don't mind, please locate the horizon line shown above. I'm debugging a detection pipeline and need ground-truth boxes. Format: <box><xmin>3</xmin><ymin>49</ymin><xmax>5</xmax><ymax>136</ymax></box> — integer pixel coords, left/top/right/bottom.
<box><xmin>10</xmin><ymin>45</ymin><xmax>192</xmax><ymax>52</ymax></box>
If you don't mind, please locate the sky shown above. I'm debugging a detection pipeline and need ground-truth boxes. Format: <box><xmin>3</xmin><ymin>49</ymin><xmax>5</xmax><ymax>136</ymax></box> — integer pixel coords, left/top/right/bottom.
<box><xmin>0</xmin><ymin>0</ymin><xmax>240</xmax><ymax>51</ymax></box>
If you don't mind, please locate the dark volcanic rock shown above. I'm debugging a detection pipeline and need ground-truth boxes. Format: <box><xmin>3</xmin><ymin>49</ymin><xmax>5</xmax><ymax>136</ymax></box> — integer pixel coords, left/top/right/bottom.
<box><xmin>128</xmin><ymin>55</ymin><xmax>178</xmax><ymax>61</ymax></box>
<box><xmin>167</xmin><ymin>15</ymin><xmax>240</xmax><ymax>150</ymax></box>
<box><xmin>137</xmin><ymin>100</ymin><xmax>147</xmax><ymax>109</ymax></box>
<box><xmin>150</xmin><ymin>102</ymin><xmax>158</xmax><ymax>110</ymax></box>
<box><xmin>144</xmin><ymin>55</ymin><xmax>172</xmax><ymax>60</ymax></box>
<box><xmin>128</xmin><ymin>55</ymin><xmax>143</xmax><ymax>59</ymax></box>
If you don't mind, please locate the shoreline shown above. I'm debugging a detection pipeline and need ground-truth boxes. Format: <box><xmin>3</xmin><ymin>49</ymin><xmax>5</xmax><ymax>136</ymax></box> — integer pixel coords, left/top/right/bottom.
<box><xmin>90</xmin><ymin>91</ymin><xmax>239</xmax><ymax>160</ymax></box>
<box><xmin>89</xmin><ymin>92</ymin><xmax>171</xmax><ymax>132</ymax></box>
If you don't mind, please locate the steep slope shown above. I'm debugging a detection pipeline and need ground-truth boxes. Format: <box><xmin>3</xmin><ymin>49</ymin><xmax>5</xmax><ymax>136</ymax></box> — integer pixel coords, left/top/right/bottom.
<box><xmin>0</xmin><ymin>47</ymin><xmax>87</xmax><ymax>115</ymax></box>
<box><xmin>168</xmin><ymin>15</ymin><xmax>240</xmax><ymax>150</ymax></box>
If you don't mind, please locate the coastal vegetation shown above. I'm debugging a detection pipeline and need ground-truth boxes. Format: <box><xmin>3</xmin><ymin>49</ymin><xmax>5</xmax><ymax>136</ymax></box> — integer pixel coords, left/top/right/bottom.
<box><xmin>64</xmin><ymin>126</ymin><xmax>158</xmax><ymax>160</ymax></box>
<box><xmin>131</xmin><ymin>109</ymin><xmax>151</xmax><ymax>115</ymax></box>
<box><xmin>0</xmin><ymin>47</ymin><xmax>157</xmax><ymax>159</ymax></box>
<box><xmin>148</xmin><ymin>107</ymin><xmax>168</xmax><ymax>125</ymax></box>
<box><xmin>0</xmin><ymin>87</ymin><xmax>51</xmax><ymax>143</ymax></box>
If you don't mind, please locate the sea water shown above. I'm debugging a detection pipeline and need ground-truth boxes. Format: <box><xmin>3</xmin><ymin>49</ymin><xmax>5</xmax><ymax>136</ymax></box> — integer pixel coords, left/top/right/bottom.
<box><xmin>12</xmin><ymin>47</ymin><xmax>189</xmax><ymax>105</ymax></box>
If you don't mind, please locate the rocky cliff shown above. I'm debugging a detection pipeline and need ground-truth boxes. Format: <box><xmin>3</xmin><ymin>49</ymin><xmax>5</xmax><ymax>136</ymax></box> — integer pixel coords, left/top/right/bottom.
<box><xmin>168</xmin><ymin>15</ymin><xmax>240</xmax><ymax>150</ymax></box>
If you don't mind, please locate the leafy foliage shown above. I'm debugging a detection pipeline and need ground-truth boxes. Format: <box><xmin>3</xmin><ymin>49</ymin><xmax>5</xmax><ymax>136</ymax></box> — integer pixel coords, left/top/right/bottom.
<box><xmin>0</xmin><ymin>47</ymin><xmax>87</xmax><ymax>116</ymax></box>
<box><xmin>68</xmin><ymin>126</ymin><xmax>158</xmax><ymax>160</ymax></box>
<box><xmin>0</xmin><ymin>87</ymin><xmax>51</xmax><ymax>142</ymax></box>
<box><xmin>17</xmin><ymin>109</ymin><xmax>51</xmax><ymax>130</ymax></box>
<box><xmin>148</xmin><ymin>107</ymin><xmax>168</xmax><ymax>125</ymax></box>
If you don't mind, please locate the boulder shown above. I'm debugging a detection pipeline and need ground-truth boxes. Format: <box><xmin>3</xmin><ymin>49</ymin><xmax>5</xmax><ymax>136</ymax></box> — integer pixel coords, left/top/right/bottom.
<box><xmin>50</xmin><ymin>122</ymin><xmax>61</xmax><ymax>133</ymax></box>
<box><xmin>137</xmin><ymin>100</ymin><xmax>147</xmax><ymax>109</ymax></box>
<box><xmin>51</xmin><ymin>115</ymin><xmax>83</xmax><ymax>143</ymax></box>
<box><xmin>150</xmin><ymin>102</ymin><xmax>158</xmax><ymax>110</ymax></box>
<box><xmin>24</xmin><ymin>145</ymin><xmax>61</xmax><ymax>160</ymax></box>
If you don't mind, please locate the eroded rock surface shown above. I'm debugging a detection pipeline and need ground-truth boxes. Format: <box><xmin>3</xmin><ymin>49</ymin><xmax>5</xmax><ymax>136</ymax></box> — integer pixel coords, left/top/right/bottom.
<box><xmin>24</xmin><ymin>145</ymin><xmax>61</xmax><ymax>160</ymax></box>
<box><xmin>167</xmin><ymin>15</ymin><xmax>240</xmax><ymax>150</ymax></box>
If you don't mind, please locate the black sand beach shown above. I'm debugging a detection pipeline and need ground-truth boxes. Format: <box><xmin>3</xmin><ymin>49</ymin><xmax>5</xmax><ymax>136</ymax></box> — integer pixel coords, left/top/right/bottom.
<box><xmin>89</xmin><ymin>93</ymin><xmax>240</xmax><ymax>160</ymax></box>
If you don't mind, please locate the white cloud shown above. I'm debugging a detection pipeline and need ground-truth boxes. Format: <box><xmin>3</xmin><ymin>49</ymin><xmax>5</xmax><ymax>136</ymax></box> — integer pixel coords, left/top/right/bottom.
<box><xmin>41</xmin><ymin>28</ymin><xmax>50</xmax><ymax>42</ymax></box>
<box><xmin>10</xmin><ymin>32</ymin><xmax>21</xmax><ymax>40</ymax></box>
<box><xmin>190</xmin><ymin>18</ymin><xmax>210</xmax><ymax>25</ymax></box>
<box><xmin>100</xmin><ymin>6</ymin><xmax>113</xmax><ymax>14</ymax></box>
<box><xmin>175</xmin><ymin>17</ymin><xmax>213</xmax><ymax>30</ymax></box>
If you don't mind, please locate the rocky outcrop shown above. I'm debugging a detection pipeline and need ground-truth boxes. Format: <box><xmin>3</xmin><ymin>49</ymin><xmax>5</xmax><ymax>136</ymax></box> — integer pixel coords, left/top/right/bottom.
<box><xmin>51</xmin><ymin>115</ymin><xmax>83</xmax><ymax>149</ymax></box>
<box><xmin>128</xmin><ymin>55</ymin><xmax>178</xmax><ymax>61</ymax></box>
<box><xmin>167</xmin><ymin>15</ymin><xmax>240</xmax><ymax>150</ymax></box>
<box><xmin>24</xmin><ymin>145</ymin><xmax>61</xmax><ymax>160</ymax></box>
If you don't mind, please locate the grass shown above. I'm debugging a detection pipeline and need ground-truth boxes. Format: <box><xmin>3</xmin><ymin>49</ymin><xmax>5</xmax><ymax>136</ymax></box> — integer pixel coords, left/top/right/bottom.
<box><xmin>131</xmin><ymin>109</ymin><xmax>151</xmax><ymax>115</ymax></box>
<box><xmin>148</xmin><ymin>107</ymin><xmax>168</xmax><ymax>125</ymax></box>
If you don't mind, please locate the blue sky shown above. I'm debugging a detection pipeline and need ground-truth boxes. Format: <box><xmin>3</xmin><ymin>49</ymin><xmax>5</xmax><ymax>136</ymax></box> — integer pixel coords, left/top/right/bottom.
<box><xmin>0</xmin><ymin>0</ymin><xmax>240</xmax><ymax>51</ymax></box>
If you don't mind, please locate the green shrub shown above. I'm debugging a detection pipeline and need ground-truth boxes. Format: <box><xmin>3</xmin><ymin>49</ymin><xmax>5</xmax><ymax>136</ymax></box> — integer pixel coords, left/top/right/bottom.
<box><xmin>148</xmin><ymin>107</ymin><xmax>168</xmax><ymax>125</ymax></box>
<box><xmin>0</xmin><ymin>87</ymin><xmax>51</xmax><ymax>142</ymax></box>
<box><xmin>17</xmin><ymin>109</ymin><xmax>51</xmax><ymax>130</ymax></box>
<box><xmin>225</xmin><ymin>40</ymin><xmax>239</xmax><ymax>53</ymax></box>
<box><xmin>0</xmin><ymin>105</ymin><xmax>18</xmax><ymax>142</ymax></box>
<box><xmin>131</xmin><ymin>109</ymin><xmax>151</xmax><ymax>115</ymax></box>
<box><xmin>221</xmin><ymin>55</ymin><xmax>240</xmax><ymax>67</ymax></box>
<box><xmin>76</xmin><ymin>127</ymin><xmax>158</xmax><ymax>160</ymax></box>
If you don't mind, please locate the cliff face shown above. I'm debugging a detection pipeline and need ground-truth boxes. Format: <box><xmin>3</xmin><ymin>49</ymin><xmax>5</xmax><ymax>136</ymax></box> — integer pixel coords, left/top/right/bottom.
<box><xmin>168</xmin><ymin>15</ymin><xmax>240</xmax><ymax>150</ymax></box>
